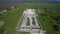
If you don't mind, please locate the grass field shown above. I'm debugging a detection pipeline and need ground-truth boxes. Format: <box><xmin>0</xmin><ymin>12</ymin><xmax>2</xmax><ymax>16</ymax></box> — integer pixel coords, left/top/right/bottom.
<box><xmin>0</xmin><ymin>2</ymin><xmax>60</xmax><ymax>34</ymax></box>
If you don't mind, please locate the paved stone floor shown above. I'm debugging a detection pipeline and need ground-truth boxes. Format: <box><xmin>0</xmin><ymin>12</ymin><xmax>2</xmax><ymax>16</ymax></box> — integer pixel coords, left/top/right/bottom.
<box><xmin>16</xmin><ymin>9</ymin><xmax>45</xmax><ymax>34</ymax></box>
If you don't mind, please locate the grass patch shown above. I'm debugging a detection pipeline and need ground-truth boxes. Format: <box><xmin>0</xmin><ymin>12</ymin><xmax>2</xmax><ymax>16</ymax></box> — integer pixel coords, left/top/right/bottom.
<box><xmin>32</xmin><ymin>18</ymin><xmax>36</xmax><ymax>25</ymax></box>
<box><xmin>26</xmin><ymin>18</ymin><xmax>30</xmax><ymax>26</ymax></box>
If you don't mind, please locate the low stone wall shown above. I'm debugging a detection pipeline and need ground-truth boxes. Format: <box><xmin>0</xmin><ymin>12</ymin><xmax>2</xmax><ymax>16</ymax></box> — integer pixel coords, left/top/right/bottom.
<box><xmin>0</xmin><ymin>21</ymin><xmax>4</xmax><ymax>26</ymax></box>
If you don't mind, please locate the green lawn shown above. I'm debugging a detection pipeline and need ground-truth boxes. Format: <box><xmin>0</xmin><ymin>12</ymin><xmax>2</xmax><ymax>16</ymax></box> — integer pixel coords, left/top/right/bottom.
<box><xmin>0</xmin><ymin>2</ymin><xmax>60</xmax><ymax>34</ymax></box>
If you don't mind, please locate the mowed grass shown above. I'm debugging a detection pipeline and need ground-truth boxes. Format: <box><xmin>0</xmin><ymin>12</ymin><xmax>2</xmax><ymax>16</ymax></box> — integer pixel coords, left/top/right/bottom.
<box><xmin>0</xmin><ymin>2</ymin><xmax>60</xmax><ymax>34</ymax></box>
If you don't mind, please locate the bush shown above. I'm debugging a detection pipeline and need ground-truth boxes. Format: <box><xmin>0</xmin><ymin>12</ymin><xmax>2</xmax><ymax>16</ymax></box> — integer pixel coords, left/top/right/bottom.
<box><xmin>53</xmin><ymin>25</ymin><xmax>59</xmax><ymax>31</ymax></box>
